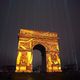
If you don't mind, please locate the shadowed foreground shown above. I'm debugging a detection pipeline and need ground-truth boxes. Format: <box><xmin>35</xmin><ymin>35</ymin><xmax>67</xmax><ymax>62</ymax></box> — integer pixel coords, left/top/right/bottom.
<box><xmin>0</xmin><ymin>72</ymin><xmax>80</xmax><ymax>80</ymax></box>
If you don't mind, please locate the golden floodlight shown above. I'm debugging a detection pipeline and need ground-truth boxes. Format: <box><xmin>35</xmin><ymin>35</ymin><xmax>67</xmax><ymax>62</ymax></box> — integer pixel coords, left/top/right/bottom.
<box><xmin>15</xmin><ymin>29</ymin><xmax>62</xmax><ymax>72</ymax></box>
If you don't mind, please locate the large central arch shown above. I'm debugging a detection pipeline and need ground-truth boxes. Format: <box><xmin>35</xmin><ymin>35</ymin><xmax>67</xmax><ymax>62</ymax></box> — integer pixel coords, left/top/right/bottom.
<box><xmin>15</xmin><ymin>29</ymin><xmax>62</xmax><ymax>72</ymax></box>
<box><xmin>33</xmin><ymin>44</ymin><xmax>46</xmax><ymax>72</ymax></box>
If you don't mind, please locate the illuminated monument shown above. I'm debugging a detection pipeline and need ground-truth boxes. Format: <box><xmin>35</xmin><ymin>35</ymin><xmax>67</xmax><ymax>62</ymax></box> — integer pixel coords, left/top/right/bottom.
<box><xmin>16</xmin><ymin>29</ymin><xmax>62</xmax><ymax>72</ymax></box>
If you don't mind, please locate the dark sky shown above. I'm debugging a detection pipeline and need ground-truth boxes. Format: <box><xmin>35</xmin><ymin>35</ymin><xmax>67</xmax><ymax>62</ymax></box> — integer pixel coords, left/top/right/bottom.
<box><xmin>0</xmin><ymin>0</ymin><xmax>80</xmax><ymax>69</ymax></box>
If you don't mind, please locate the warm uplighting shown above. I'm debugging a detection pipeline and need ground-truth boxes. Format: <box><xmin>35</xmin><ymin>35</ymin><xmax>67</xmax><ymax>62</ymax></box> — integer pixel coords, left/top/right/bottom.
<box><xmin>15</xmin><ymin>29</ymin><xmax>62</xmax><ymax>72</ymax></box>
<box><xmin>27</xmin><ymin>52</ymin><xmax>32</xmax><ymax>64</ymax></box>
<box><xmin>17</xmin><ymin>52</ymin><xmax>21</xmax><ymax>64</ymax></box>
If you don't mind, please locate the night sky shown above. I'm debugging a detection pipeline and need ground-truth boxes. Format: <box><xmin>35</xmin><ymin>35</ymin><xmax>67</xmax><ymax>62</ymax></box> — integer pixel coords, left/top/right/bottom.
<box><xmin>0</xmin><ymin>0</ymin><xmax>80</xmax><ymax>69</ymax></box>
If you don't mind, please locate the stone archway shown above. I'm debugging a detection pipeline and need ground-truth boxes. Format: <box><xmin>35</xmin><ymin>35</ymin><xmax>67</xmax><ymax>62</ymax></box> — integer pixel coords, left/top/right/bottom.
<box><xmin>33</xmin><ymin>44</ymin><xmax>46</xmax><ymax>72</ymax></box>
<box><xmin>15</xmin><ymin>29</ymin><xmax>62</xmax><ymax>72</ymax></box>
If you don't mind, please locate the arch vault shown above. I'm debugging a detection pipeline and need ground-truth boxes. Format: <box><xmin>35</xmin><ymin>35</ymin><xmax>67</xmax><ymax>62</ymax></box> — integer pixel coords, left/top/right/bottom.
<box><xmin>15</xmin><ymin>29</ymin><xmax>62</xmax><ymax>72</ymax></box>
<box><xmin>33</xmin><ymin>44</ymin><xmax>46</xmax><ymax>72</ymax></box>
